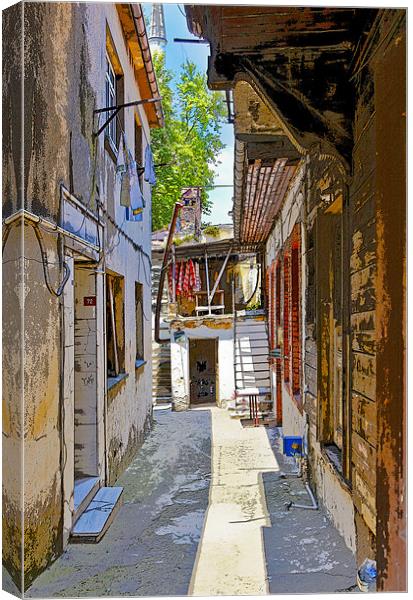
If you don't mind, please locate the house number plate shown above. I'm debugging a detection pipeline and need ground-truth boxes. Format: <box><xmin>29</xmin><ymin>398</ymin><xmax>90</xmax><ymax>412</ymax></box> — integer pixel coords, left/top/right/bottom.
<box><xmin>84</xmin><ymin>296</ymin><xmax>97</xmax><ymax>306</ymax></box>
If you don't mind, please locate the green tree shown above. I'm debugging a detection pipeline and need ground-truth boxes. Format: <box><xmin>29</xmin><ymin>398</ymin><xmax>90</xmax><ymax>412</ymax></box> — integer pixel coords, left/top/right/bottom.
<box><xmin>151</xmin><ymin>52</ymin><xmax>226</xmax><ymax>231</ymax></box>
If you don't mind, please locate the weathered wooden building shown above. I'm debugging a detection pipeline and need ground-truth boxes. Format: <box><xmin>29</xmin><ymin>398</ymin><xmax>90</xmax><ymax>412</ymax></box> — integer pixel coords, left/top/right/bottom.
<box><xmin>186</xmin><ymin>5</ymin><xmax>406</xmax><ymax>591</ymax></box>
<box><xmin>2</xmin><ymin>2</ymin><xmax>162</xmax><ymax>590</ymax></box>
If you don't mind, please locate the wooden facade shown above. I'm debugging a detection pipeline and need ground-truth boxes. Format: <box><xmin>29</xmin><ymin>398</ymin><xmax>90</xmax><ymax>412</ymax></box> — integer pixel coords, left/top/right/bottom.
<box><xmin>186</xmin><ymin>6</ymin><xmax>406</xmax><ymax>590</ymax></box>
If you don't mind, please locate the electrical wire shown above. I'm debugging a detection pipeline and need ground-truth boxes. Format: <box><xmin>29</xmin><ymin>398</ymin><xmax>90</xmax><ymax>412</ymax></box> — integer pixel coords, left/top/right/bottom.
<box><xmin>31</xmin><ymin>223</ymin><xmax>71</xmax><ymax>297</ymax></box>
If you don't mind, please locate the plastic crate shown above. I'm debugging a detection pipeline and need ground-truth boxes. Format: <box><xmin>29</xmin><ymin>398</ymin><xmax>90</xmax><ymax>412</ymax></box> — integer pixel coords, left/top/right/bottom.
<box><xmin>283</xmin><ymin>436</ymin><xmax>303</xmax><ymax>457</ymax></box>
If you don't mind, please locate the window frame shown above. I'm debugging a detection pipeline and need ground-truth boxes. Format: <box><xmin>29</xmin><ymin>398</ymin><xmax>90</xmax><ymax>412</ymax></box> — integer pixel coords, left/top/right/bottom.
<box><xmin>105</xmin><ymin>53</ymin><xmax>117</xmax><ymax>150</ymax></box>
<box><xmin>135</xmin><ymin>282</ymin><xmax>145</xmax><ymax>365</ymax></box>
<box><xmin>106</xmin><ymin>273</ymin><xmax>125</xmax><ymax>383</ymax></box>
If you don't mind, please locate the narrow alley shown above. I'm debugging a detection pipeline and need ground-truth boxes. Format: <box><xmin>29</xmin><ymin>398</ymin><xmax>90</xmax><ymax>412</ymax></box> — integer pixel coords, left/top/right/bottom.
<box><xmin>27</xmin><ymin>407</ymin><xmax>356</xmax><ymax>597</ymax></box>
<box><xmin>2</xmin><ymin>2</ymin><xmax>406</xmax><ymax>596</ymax></box>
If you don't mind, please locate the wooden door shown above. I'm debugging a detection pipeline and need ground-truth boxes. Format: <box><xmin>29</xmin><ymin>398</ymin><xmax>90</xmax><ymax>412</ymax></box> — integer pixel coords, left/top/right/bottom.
<box><xmin>189</xmin><ymin>338</ymin><xmax>217</xmax><ymax>405</ymax></box>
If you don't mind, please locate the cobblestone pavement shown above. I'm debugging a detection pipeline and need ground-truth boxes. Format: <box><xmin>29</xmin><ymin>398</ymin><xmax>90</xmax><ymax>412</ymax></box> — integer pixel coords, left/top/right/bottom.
<box><xmin>26</xmin><ymin>406</ymin><xmax>357</xmax><ymax>597</ymax></box>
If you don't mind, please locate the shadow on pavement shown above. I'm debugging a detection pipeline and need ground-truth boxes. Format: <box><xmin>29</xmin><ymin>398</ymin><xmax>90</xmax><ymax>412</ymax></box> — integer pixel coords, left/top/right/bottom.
<box><xmin>262</xmin><ymin>426</ymin><xmax>358</xmax><ymax>594</ymax></box>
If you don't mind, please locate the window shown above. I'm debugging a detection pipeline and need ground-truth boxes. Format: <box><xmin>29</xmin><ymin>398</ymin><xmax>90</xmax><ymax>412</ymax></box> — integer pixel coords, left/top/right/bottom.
<box><xmin>135</xmin><ymin>282</ymin><xmax>144</xmax><ymax>365</ymax></box>
<box><xmin>267</xmin><ymin>264</ymin><xmax>274</xmax><ymax>352</ymax></box>
<box><xmin>106</xmin><ymin>273</ymin><xmax>125</xmax><ymax>380</ymax></box>
<box><xmin>283</xmin><ymin>254</ymin><xmax>290</xmax><ymax>382</ymax></box>
<box><xmin>306</xmin><ymin>226</ymin><xmax>316</xmax><ymax>328</ymax></box>
<box><xmin>291</xmin><ymin>244</ymin><xmax>300</xmax><ymax>395</ymax></box>
<box><xmin>105</xmin><ymin>54</ymin><xmax>117</xmax><ymax>148</ymax></box>
<box><xmin>105</xmin><ymin>26</ymin><xmax>124</xmax><ymax>153</ymax></box>
<box><xmin>275</xmin><ymin>260</ymin><xmax>281</xmax><ymax>340</ymax></box>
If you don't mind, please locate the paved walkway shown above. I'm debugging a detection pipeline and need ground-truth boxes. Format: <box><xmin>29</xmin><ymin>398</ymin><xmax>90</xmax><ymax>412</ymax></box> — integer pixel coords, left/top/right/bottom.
<box><xmin>27</xmin><ymin>408</ymin><xmax>212</xmax><ymax>597</ymax></box>
<box><xmin>190</xmin><ymin>407</ymin><xmax>278</xmax><ymax>595</ymax></box>
<box><xmin>26</xmin><ymin>406</ymin><xmax>357</xmax><ymax>597</ymax></box>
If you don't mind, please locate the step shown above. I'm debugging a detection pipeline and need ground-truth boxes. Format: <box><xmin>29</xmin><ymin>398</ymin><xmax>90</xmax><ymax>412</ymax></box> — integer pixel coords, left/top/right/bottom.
<box><xmin>153</xmin><ymin>397</ymin><xmax>172</xmax><ymax>405</ymax></box>
<box><xmin>235</xmin><ymin>322</ymin><xmax>268</xmax><ymax>331</ymax></box>
<box><xmin>153</xmin><ymin>388</ymin><xmax>172</xmax><ymax>396</ymax></box>
<box><xmin>236</xmin><ymin>374</ymin><xmax>271</xmax><ymax>382</ymax></box>
<box><xmin>71</xmin><ymin>486</ymin><xmax>123</xmax><ymax>543</ymax></box>
<box><xmin>236</xmin><ymin>309</ymin><xmax>266</xmax><ymax>318</ymax></box>
<box><xmin>236</xmin><ymin>332</ymin><xmax>268</xmax><ymax>341</ymax></box>
<box><xmin>235</xmin><ymin>339</ymin><xmax>269</xmax><ymax>349</ymax></box>
<box><xmin>73</xmin><ymin>476</ymin><xmax>100</xmax><ymax>523</ymax></box>
<box><xmin>235</xmin><ymin>363</ymin><xmax>269</xmax><ymax>373</ymax></box>
<box><xmin>235</xmin><ymin>387</ymin><xmax>271</xmax><ymax>396</ymax></box>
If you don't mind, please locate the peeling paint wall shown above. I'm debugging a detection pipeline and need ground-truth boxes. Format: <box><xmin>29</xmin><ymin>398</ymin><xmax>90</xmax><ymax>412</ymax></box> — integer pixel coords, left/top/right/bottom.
<box><xmin>265</xmin><ymin>156</ymin><xmax>357</xmax><ymax>552</ymax></box>
<box><xmin>2</xmin><ymin>2</ymin><xmax>155</xmax><ymax>589</ymax></box>
<box><xmin>263</xmin><ymin>13</ymin><xmax>406</xmax><ymax>568</ymax></box>
<box><xmin>350</xmin><ymin>50</ymin><xmax>378</xmax><ymax>559</ymax></box>
<box><xmin>2</xmin><ymin>224</ymin><xmax>24</xmax><ymax>589</ymax></box>
<box><xmin>170</xmin><ymin>318</ymin><xmax>235</xmax><ymax>411</ymax></box>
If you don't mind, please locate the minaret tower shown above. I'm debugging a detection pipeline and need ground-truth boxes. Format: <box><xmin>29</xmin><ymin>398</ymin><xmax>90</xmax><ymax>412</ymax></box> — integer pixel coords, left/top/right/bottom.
<box><xmin>149</xmin><ymin>4</ymin><xmax>167</xmax><ymax>52</ymax></box>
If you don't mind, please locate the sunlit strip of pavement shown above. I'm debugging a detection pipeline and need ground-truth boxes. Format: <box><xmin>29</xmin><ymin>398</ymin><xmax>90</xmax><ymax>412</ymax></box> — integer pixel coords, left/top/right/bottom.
<box><xmin>189</xmin><ymin>407</ymin><xmax>279</xmax><ymax>596</ymax></box>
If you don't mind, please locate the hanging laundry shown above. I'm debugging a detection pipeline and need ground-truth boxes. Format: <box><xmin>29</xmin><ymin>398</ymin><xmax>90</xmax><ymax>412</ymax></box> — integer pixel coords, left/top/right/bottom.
<box><xmin>116</xmin><ymin>132</ymin><xmax>127</xmax><ymax>177</ymax></box>
<box><xmin>183</xmin><ymin>260</ymin><xmax>196</xmax><ymax>299</ymax></box>
<box><xmin>127</xmin><ymin>153</ymin><xmax>144</xmax><ymax>222</ymax></box>
<box><xmin>144</xmin><ymin>144</ymin><xmax>156</xmax><ymax>186</ymax></box>
<box><xmin>120</xmin><ymin>147</ymin><xmax>131</xmax><ymax>208</ymax></box>
<box><xmin>175</xmin><ymin>262</ymin><xmax>182</xmax><ymax>297</ymax></box>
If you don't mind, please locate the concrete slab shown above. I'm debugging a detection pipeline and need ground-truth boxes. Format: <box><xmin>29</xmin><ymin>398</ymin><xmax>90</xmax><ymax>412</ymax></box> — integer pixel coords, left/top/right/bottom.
<box><xmin>189</xmin><ymin>408</ymin><xmax>279</xmax><ymax>596</ymax></box>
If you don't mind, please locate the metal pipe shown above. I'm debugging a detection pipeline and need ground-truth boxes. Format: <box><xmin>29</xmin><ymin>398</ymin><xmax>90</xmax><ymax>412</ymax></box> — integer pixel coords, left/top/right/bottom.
<box><xmin>287</xmin><ymin>482</ymin><xmax>318</xmax><ymax>511</ymax></box>
<box><xmin>204</xmin><ymin>249</ymin><xmax>211</xmax><ymax>315</ymax></box>
<box><xmin>94</xmin><ymin>97</ymin><xmax>161</xmax><ymax>114</ymax></box>
<box><xmin>173</xmin><ymin>37</ymin><xmax>209</xmax><ymax>44</ymax></box>
<box><xmin>3</xmin><ymin>208</ymin><xmax>101</xmax><ymax>253</ymax></box>
<box><xmin>208</xmin><ymin>244</ymin><xmax>232</xmax><ymax>304</ymax></box>
<box><xmin>171</xmin><ymin>244</ymin><xmax>176</xmax><ymax>305</ymax></box>
<box><xmin>154</xmin><ymin>202</ymin><xmax>183</xmax><ymax>344</ymax></box>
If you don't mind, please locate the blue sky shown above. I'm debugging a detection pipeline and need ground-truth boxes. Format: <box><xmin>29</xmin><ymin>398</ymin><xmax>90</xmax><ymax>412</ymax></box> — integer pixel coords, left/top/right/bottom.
<box><xmin>144</xmin><ymin>3</ymin><xmax>235</xmax><ymax>225</ymax></box>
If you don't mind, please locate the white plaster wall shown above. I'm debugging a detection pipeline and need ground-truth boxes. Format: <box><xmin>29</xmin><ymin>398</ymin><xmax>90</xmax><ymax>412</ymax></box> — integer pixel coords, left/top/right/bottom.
<box><xmin>60</xmin><ymin>3</ymin><xmax>154</xmax><ymax>493</ymax></box>
<box><xmin>266</xmin><ymin>163</ymin><xmax>305</xmax><ymax>265</ymax></box>
<box><xmin>171</xmin><ymin>323</ymin><xmax>235</xmax><ymax>410</ymax></box>
<box><xmin>265</xmin><ymin>162</ymin><xmax>306</xmax><ymax>427</ymax></box>
<box><xmin>85</xmin><ymin>4</ymin><xmax>153</xmax><ymax>482</ymax></box>
<box><xmin>281</xmin><ymin>383</ymin><xmax>307</xmax><ymax>438</ymax></box>
<box><xmin>312</xmin><ymin>443</ymin><xmax>357</xmax><ymax>553</ymax></box>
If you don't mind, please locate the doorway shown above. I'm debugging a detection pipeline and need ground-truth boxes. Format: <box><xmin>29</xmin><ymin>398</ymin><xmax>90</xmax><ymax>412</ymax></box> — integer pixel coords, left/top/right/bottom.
<box><xmin>73</xmin><ymin>263</ymin><xmax>99</xmax><ymax>513</ymax></box>
<box><xmin>189</xmin><ymin>338</ymin><xmax>218</xmax><ymax>405</ymax></box>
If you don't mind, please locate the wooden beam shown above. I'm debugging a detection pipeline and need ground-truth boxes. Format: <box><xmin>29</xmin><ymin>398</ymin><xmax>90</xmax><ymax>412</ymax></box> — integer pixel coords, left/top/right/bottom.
<box><xmin>246</xmin><ymin>140</ymin><xmax>300</xmax><ymax>162</ymax></box>
<box><xmin>209</xmin><ymin>245</ymin><xmax>233</xmax><ymax>304</ymax></box>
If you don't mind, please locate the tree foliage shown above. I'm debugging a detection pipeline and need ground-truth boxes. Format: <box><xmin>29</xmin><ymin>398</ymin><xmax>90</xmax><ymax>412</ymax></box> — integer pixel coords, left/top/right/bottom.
<box><xmin>151</xmin><ymin>52</ymin><xmax>226</xmax><ymax>231</ymax></box>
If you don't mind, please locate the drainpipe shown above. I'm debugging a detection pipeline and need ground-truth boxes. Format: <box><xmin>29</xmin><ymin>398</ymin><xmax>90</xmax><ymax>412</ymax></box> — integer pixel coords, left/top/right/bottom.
<box><xmin>287</xmin><ymin>481</ymin><xmax>319</xmax><ymax>511</ymax></box>
<box><xmin>154</xmin><ymin>202</ymin><xmax>183</xmax><ymax>344</ymax></box>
